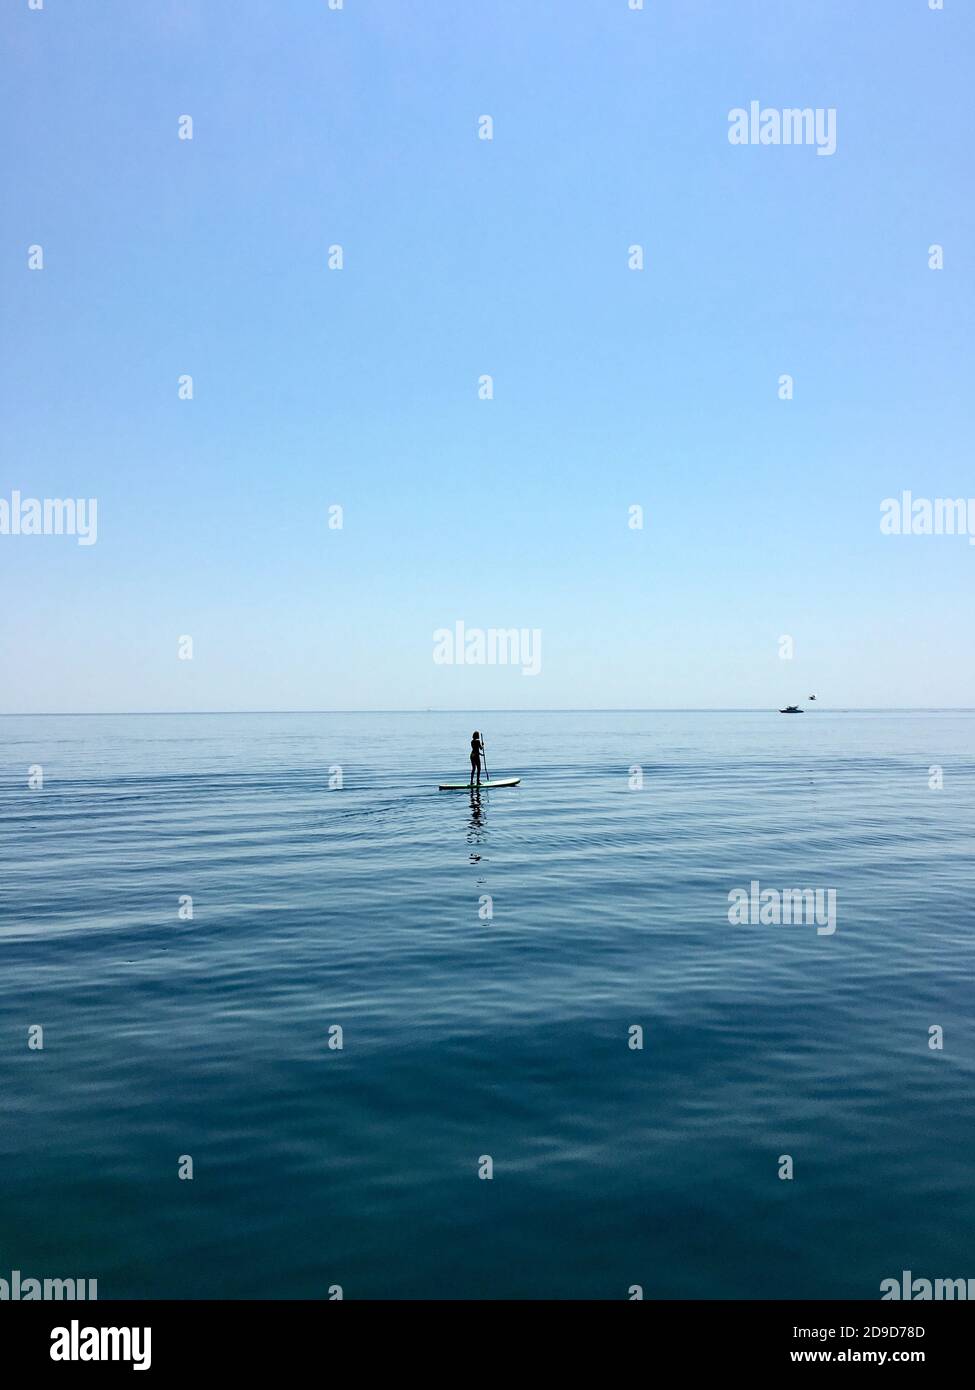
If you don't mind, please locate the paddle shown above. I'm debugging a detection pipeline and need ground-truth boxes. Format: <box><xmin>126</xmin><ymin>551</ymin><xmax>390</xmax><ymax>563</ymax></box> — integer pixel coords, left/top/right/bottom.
<box><xmin>481</xmin><ymin>735</ymin><xmax>489</xmax><ymax>783</ymax></box>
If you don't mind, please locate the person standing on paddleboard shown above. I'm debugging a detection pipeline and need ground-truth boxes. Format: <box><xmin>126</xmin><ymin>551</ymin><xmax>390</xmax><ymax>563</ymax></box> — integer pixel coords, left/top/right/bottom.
<box><xmin>469</xmin><ymin>731</ymin><xmax>485</xmax><ymax>787</ymax></box>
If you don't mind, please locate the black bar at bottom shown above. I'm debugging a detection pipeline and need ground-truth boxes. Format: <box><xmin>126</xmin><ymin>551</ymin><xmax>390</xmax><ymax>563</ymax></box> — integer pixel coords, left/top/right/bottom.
<box><xmin>1</xmin><ymin>1298</ymin><xmax>970</xmax><ymax>1374</ymax></box>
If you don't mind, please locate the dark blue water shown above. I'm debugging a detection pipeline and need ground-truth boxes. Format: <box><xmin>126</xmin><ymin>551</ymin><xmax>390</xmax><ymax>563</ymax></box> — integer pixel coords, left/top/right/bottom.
<box><xmin>1</xmin><ymin>711</ymin><xmax>973</xmax><ymax>1299</ymax></box>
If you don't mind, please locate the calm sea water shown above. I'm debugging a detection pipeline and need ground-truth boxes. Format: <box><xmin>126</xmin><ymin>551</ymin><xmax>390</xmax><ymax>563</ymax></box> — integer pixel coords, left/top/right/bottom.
<box><xmin>1</xmin><ymin>710</ymin><xmax>973</xmax><ymax>1300</ymax></box>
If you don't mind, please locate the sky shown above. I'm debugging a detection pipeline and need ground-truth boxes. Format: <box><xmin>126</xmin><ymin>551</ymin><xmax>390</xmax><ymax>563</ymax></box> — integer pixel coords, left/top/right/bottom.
<box><xmin>1</xmin><ymin>0</ymin><xmax>973</xmax><ymax>712</ymax></box>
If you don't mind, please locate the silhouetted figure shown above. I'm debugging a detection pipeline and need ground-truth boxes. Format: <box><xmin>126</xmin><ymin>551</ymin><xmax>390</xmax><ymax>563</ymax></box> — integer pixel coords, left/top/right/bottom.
<box><xmin>469</xmin><ymin>730</ymin><xmax>484</xmax><ymax>786</ymax></box>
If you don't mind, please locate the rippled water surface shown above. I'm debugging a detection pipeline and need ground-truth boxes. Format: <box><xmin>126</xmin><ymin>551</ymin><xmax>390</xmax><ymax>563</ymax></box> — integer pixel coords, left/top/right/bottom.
<box><xmin>1</xmin><ymin>710</ymin><xmax>973</xmax><ymax>1298</ymax></box>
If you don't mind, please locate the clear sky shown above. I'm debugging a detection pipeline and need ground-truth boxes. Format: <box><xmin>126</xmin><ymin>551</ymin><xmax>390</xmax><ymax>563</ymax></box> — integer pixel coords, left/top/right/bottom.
<box><xmin>2</xmin><ymin>0</ymin><xmax>972</xmax><ymax>712</ymax></box>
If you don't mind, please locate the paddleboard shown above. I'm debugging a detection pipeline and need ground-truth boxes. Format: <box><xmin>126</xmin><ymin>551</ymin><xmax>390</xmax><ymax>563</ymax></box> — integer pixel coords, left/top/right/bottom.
<box><xmin>438</xmin><ymin>778</ymin><xmax>521</xmax><ymax>790</ymax></box>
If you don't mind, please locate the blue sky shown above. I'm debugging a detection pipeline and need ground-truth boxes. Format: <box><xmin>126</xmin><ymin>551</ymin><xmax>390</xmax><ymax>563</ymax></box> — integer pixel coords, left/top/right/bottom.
<box><xmin>2</xmin><ymin>0</ymin><xmax>972</xmax><ymax>712</ymax></box>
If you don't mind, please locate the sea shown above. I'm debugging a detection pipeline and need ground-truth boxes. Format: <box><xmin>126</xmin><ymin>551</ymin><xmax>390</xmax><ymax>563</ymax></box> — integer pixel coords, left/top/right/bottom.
<box><xmin>1</xmin><ymin>709</ymin><xmax>972</xmax><ymax>1299</ymax></box>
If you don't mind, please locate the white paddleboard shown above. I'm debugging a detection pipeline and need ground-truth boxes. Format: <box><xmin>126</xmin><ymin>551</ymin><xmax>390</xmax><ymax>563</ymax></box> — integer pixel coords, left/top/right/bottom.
<box><xmin>438</xmin><ymin>778</ymin><xmax>521</xmax><ymax>790</ymax></box>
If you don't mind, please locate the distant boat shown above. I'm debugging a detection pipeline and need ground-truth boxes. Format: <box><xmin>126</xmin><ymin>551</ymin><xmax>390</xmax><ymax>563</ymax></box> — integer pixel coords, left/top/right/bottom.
<box><xmin>808</xmin><ymin>694</ymin><xmax>817</xmax><ymax>701</ymax></box>
<box><xmin>779</xmin><ymin>705</ymin><xmax>803</xmax><ymax>714</ymax></box>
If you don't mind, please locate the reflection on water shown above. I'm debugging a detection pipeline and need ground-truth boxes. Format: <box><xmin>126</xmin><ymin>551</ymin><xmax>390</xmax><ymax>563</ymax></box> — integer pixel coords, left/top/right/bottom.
<box><xmin>467</xmin><ymin>786</ymin><xmax>485</xmax><ymax>861</ymax></box>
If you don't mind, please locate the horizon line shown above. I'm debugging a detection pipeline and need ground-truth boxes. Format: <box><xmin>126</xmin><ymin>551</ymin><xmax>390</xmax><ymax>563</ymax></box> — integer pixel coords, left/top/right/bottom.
<box><xmin>2</xmin><ymin>707</ymin><xmax>974</xmax><ymax>718</ymax></box>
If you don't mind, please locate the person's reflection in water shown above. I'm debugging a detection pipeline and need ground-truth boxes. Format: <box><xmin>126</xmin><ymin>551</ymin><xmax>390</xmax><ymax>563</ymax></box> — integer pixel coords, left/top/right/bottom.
<box><xmin>467</xmin><ymin>785</ymin><xmax>485</xmax><ymax>862</ymax></box>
